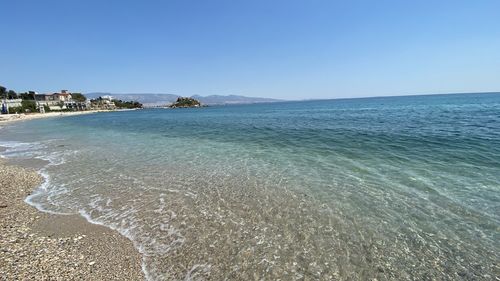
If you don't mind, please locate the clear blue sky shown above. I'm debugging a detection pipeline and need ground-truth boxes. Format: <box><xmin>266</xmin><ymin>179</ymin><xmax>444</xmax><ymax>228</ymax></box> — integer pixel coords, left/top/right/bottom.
<box><xmin>1</xmin><ymin>0</ymin><xmax>499</xmax><ymax>100</ymax></box>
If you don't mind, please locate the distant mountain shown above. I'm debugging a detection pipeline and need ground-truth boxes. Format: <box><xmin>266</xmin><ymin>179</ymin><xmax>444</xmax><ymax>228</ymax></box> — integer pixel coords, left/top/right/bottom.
<box><xmin>85</xmin><ymin>93</ymin><xmax>179</xmax><ymax>107</ymax></box>
<box><xmin>85</xmin><ymin>93</ymin><xmax>282</xmax><ymax>107</ymax></box>
<box><xmin>191</xmin><ymin>95</ymin><xmax>281</xmax><ymax>105</ymax></box>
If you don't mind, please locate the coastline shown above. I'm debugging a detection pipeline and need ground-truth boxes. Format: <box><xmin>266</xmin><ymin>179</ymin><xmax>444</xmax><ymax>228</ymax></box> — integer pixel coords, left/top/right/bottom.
<box><xmin>0</xmin><ymin>110</ymin><xmax>108</xmax><ymax>125</ymax></box>
<box><xmin>0</xmin><ymin>158</ymin><xmax>144</xmax><ymax>279</ymax></box>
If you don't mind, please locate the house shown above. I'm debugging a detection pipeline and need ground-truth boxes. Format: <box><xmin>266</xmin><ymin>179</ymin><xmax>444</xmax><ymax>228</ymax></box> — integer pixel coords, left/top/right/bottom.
<box><xmin>55</xmin><ymin>90</ymin><xmax>72</xmax><ymax>102</ymax></box>
<box><xmin>90</xmin><ymin>95</ymin><xmax>116</xmax><ymax>110</ymax></box>
<box><xmin>35</xmin><ymin>90</ymin><xmax>73</xmax><ymax>104</ymax></box>
<box><xmin>1</xmin><ymin>99</ymin><xmax>23</xmax><ymax>114</ymax></box>
<box><xmin>65</xmin><ymin>101</ymin><xmax>90</xmax><ymax>111</ymax></box>
<box><xmin>4</xmin><ymin>99</ymin><xmax>23</xmax><ymax>108</ymax></box>
<box><xmin>35</xmin><ymin>90</ymin><xmax>88</xmax><ymax>111</ymax></box>
<box><xmin>101</xmin><ymin>95</ymin><xmax>113</xmax><ymax>101</ymax></box>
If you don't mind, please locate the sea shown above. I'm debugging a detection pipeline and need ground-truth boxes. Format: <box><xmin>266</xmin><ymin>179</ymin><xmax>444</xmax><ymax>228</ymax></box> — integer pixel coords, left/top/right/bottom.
<box><xmin>0</xmin><ymin>93</ymin><xmax>499</xmax><ymax>280</ymax></box>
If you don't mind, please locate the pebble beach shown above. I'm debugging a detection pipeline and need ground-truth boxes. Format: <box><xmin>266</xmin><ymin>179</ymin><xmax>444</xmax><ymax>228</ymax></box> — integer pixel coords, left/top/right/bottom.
<box><xmin>0</xmin><ymin>159</ymin><xmax>144</xmax><ymax>280</ymax></box>
<box><xmin>0</xmin><ymin>110</ymin><xmax>107</xmax><ymax>125</ymax></box>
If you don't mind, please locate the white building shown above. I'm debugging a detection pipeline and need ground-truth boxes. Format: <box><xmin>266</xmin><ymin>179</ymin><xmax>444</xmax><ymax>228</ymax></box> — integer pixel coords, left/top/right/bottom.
<box><xmin>101</xmin><ymin>95</ymin><xmax>114</xmax><ymax>101</ymax></box>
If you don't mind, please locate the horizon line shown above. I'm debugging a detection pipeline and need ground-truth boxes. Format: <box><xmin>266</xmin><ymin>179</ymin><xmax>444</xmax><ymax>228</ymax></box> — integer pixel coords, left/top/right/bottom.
<box><xmin>83</xmin><ymin>90</ymin><xmax>500</xmax><ymax>101</ymax></box>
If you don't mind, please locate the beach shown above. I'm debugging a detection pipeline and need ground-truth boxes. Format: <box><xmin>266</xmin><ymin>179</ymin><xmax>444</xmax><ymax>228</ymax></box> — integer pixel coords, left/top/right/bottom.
<box><xmin>0</xmin><ymin>111</ymin><xmax>108</xmax><ymax>125</ymax></box>
<box><xmin>0</xmin><ymin>159</ymin><xmax>144</xmax><ymax>280</ymax></box>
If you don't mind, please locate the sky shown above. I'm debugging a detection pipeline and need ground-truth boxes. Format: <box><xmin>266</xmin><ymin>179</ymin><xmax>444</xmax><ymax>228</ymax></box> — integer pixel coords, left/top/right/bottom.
<box><xmin>1</xmin><ymin>0</ymin><xmax>499</xmax><ymax>100</ymax></box>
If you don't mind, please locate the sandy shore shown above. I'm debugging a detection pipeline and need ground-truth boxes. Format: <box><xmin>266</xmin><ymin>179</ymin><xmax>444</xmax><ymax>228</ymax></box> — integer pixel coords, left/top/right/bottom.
<box><xmin>0</xmin><ymin>110</ymin><xmax>107</xmax><ymax>125</ymax></box>
<box><xmin>0</xmin><ymin>159</ymin><xmax>144</xmax><ymax>280</ymax></box>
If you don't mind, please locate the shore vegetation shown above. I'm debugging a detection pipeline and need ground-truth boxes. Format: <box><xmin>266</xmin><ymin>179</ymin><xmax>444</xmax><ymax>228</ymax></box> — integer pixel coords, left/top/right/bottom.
<box><xmin>113</xmin><ymin>99</ymin><xmax>143</xmax><ymax>109</ymax></box>
<box><xmin>170</xmin><ymin>97</ymin><xmax>201</xmax><ymax>108</ymax></box>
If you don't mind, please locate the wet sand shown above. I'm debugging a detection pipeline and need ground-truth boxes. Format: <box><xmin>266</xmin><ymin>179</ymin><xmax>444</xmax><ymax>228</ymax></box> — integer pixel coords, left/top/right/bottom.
<box><xmin>0</xmin><ymin>159</ymin><xmax>144</xmax><ymax>280</ymax></box>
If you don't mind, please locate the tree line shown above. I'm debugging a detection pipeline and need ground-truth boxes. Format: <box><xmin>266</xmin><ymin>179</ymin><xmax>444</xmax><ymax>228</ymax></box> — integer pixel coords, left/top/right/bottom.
<box><xmin>1</xmin><ymin>85</ymin><xmax>33</xmax><ymax>100</ymax></box>
<box><xmin>113</xmin><ymin>99</ymin><xmax>143</xmax><ymax>109</ymax></box>
<box><xmin>1</xmin><ymin>85</ymin><xmax>86</xmax><ymax>102</ymax></box>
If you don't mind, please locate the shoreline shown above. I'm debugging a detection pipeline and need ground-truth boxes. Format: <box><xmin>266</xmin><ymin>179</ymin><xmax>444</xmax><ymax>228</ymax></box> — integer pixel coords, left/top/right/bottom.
<box><xmin>0</xmin><ymin>110</ymin><xmax>109</xmax><ymax>125</ymax></box>
<box><xmin>0</xmin><ymin>158</ymin><xmax>145</xmax><ymax>279</ymax></box>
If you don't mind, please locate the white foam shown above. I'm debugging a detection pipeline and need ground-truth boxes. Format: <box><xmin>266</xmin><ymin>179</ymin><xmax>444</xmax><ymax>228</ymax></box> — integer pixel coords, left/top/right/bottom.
<box><xmin>2</xmin><ymin>139</ymin><xmax>188</xmax><ymax>280</ymax></box>
<box><xmin>0</xmin><ymin>140</ymin><xmax>41</xmax><ymax>149</ymax></box>
<box><xmin>77</xmin><ymin>208</ymin><xmax>154</xmax><ymax>280</ymax></box>
<box><xmin>1</xmin><ymin>138</ymin><xmax>81</xmax><ymax>168</ymax></box>
<box><xmin>24</xmin><ymin>170</ymin><xmax>73</xmax><ymax>216</ymax></box>
<box><xmin>0</xmin><ymin>141</ymin><xmax>45</xmax><ymax>159</ymax></box>
<box><xmin>0</xmin><ymin>140</ymin><xmax>76</xmax><ymax>216</ymax></box>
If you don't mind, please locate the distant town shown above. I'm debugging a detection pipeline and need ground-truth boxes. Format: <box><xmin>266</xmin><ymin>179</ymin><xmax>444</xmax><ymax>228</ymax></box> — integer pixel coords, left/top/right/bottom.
<box><xmin>0</xmin><ymin>85</ymin><xmax>142</xmax><ymax>114</ymax></box>
<box><xmin>1</xmin><ymin>84</ymin><xmax>285</xmax><ymax>115</ymax></box>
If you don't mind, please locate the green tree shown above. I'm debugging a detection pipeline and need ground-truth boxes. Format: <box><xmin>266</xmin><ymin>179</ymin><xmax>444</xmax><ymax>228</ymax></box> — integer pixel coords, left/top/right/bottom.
<box><xmin>170</xmin><ymin>97</ymin><xmax>201</xmax><ymax>108</ymax></box>
<box><xmin>0</xmin><ymin>85</ymin><xmax>6</xmax><ymax>98</ymax></box>
<box><xmin>72</xmin><ymin>93</ymin><xmax>86</xmax><ymax>102</ymax></box>
<box><xmin>7</xmin><ymin>90</ymin><xmax>17</xmax><ymax>99</ymax></box>
<box><xmin>19</xmin><ymin>92</ymin><xmax>35</xmax><ymax>100</ymax></box>
<box><xmin>8</xmin><ymin>106</ymin><xmax>22</xmax><ymax>114</ymax></box>
<box><xmin>21</xmin><ymin>100</ymin><xmax>37</xmax><ymax>112</ymax></box>
<box><xmin>112</xmin><ymin>99</ymin><xmax>143</xmax><ymax>109</ymax></box>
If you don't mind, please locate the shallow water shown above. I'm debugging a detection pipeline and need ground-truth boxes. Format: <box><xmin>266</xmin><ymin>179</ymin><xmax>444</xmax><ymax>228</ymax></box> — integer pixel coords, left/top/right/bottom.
<box><xmin>1</xmin><ymin>93</ymin><xmax>499</xmax><ymax>280</ymax></box>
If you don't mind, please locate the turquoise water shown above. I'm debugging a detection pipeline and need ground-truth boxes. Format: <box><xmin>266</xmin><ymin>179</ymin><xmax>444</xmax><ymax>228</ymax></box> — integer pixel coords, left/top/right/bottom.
<box><xmin>1</xmin><ymin>93</ymin><xmax>499</xmax><ymax>280</ymax></box>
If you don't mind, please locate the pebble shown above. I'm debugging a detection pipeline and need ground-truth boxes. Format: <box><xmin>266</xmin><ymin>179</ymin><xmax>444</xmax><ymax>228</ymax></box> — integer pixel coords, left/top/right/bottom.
<box><xmin>0</xmin><ymin>160</ymin><xmax>144</xmax><ymax>280</ymax></box>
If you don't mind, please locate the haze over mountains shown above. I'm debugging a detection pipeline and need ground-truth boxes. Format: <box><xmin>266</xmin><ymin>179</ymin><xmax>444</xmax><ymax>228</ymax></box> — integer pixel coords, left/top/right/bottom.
<box><xmin>85</xmin><ymin>93</ymin><xmax>282</xmax><ymax>107</ymax></box>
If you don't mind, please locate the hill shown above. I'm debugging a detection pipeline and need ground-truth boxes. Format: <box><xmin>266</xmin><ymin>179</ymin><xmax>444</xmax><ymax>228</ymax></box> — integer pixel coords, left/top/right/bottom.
<box><xmin>170</xmin><ymin>97</ymin><xmax>201</xmax><ymax>108</ymax></box>
<box><xmin>191</xmin><ymin>95</ymin><xmax>281</xmax><ymax>105</ymax></box>
<box><xmin>85</xmin><ymin>93</ymin><xmax>282</xmax><ymax>107</ymax></box>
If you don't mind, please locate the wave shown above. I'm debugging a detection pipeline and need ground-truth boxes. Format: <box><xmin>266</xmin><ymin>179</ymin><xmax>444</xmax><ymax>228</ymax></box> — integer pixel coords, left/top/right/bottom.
<box><xmin>0</xmin><ymin>139</ymin><xmax>175</xmax><ymax>280</ymax></box>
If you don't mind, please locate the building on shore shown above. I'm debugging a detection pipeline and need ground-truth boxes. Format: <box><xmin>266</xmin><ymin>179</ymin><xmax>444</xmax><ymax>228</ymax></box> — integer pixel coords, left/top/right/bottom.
<box><xmin>35</xmin><ymin>90</ymin><xmax>72</xmax><ymax>104</ymax></box>
<box><xmin>90</xmin><ymin>95</ymin><xmax>116</xmax><ymax>110</ymax></box>
<box><xmin>2</xmin><ymin>99</ymin><xmax>23</xmax><ymax>108</ymax></box>
<box><xmin>36</xmin><ymin>90</ymin><xmax>89</xmax><ymax>111</ymax></box>
<box><xmin>2</xmin><ymin>98</ymin><xmax>26</xmax><ymax>114</ymax></box>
